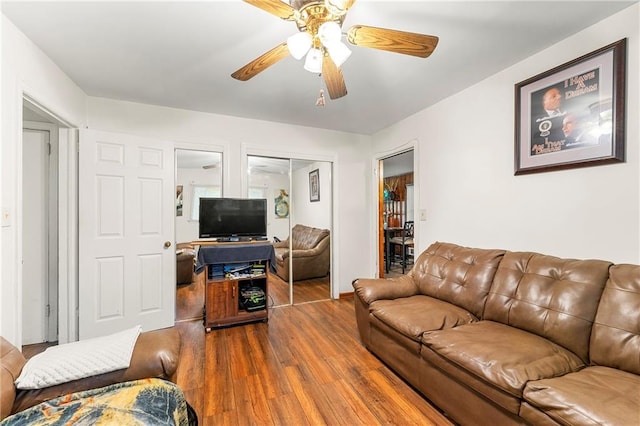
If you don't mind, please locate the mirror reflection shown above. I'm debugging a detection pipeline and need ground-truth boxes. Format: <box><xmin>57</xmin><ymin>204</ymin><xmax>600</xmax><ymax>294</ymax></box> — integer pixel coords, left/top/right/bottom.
<box><xmin>291</xmin><ymin>160</ymin><xmax>331</xmax><ymax>305</ymax></box>
<box><xmin>247</xmin><ymin>156</ymin><xmax>291</xmax><ymax>306</ymax></box>
<box><xmin>247</xmin><ymin>156</ymin><xmax>332</xmax><ymax>306</ymax></box>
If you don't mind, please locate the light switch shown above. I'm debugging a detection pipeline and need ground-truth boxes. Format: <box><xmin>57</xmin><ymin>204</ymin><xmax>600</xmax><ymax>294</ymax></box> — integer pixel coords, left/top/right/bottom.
<box><xmin>420</xmin><ymin>209</ymin><xmax>427</xmax><ymax>221</ymax></box>
<box><xmin>1</xmin><ymin>209</ymin><xmax>12</xmax><ymax>227</ymax></box>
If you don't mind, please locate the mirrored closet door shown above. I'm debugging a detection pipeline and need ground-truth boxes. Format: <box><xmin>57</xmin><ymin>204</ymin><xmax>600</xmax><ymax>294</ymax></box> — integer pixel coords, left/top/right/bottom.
<box><xmin>247</xmin><ymin>156</ymin><xmax>291</xmax><ymax>307</ymax></box>
<box><xmin>247</xmin><ymin>155</ymin><xmax>332</xmax><ymax>306</ymax></box>
<box><xmin>290</xmin><ymin>159</ymin><xmax>332</xmax><ymax>305</ymax></box>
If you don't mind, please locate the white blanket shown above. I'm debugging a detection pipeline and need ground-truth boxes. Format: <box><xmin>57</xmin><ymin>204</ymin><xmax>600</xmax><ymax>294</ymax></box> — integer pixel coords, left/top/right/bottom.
<box><xmin>15</xmin><ymin>325</ymin><xmax>142</xmax><ymax>390</ymax></box>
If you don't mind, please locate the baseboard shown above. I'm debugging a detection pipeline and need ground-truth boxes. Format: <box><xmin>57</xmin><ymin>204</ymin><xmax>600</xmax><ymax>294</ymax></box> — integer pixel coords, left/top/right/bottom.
<box><xmin>339</xmin><ymin>292</ymin><xmax>354</xmax><ymax>299</ymax></box>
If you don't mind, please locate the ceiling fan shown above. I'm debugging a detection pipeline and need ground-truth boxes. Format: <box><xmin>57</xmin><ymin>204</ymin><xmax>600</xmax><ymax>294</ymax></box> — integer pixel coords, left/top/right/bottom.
<box><xmin>231</xmin><ymin>0</ymin><xmax>439</xmax><ymax>100</ymax></box>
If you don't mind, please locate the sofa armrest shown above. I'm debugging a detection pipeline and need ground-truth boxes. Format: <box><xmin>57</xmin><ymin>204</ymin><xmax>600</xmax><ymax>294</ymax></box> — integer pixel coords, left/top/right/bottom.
<box><xmin>273</xmin><ymin>240</ymin><xmax>289</xmax><ymax>249</ymax></box>
<box><xmin>353</xmin><ymin>275</ymin><xmax>418</xmax><ymax>305</ymax></box>
<box><xmin>352</xmin><ymin>275</ymin><xmax>418</xmax><ymax>347</ymax></box>
<box><xmin>11</xmin><ymin>327</ymin><xmax>181</xmax><ymax>415</ymax></box>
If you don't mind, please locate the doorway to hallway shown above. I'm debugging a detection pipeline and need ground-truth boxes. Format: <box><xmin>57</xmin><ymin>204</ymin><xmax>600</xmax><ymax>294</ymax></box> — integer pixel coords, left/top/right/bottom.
<box><xmin>378</xmin><ymin>150</ymin><xmax>414</xmax><ymax>278</ymax></box>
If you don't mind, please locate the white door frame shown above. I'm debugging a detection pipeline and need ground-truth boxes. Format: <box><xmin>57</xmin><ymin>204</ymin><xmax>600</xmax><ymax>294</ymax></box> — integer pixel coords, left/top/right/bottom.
<box><xmin>19</xmin><ymin>95</ymin><xmax>78</xmax><ymax>345</ymax></box>
<box><xmin>372</xmin><ymin>140</ymin><xmax>419</xmax><ymax>278</ymax></box>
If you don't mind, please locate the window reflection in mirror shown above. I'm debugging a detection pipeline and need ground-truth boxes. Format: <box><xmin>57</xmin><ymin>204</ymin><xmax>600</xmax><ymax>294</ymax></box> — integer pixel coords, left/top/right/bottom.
<box><xmin>247</xmin><ymin>155</ymin><xmax>291</xmax><ymax>307</ymax></box>
<box><xmin>175</xmin><ymin>149</ymin><xmax>222</xmax><ymax>243</ymax></box>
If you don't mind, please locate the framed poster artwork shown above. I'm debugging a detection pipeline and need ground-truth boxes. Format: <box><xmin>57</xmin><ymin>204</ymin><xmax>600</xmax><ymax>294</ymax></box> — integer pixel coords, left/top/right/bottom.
<box><xmin>309</xmin><ymin>169</ymin><xmax>320</xmax><ymax>202</ymax></box>
<box><xmin>514</xmin><ymin>38</ymin><xmax>626</xmax><ymax>175</ymax></box>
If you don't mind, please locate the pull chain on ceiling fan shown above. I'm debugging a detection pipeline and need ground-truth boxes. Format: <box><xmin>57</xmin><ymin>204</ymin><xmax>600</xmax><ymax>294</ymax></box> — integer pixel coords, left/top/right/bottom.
<box><xmin>231</xmin><ymin>0</ymin><xmax>439</xmax><ymax>101</ymax></box>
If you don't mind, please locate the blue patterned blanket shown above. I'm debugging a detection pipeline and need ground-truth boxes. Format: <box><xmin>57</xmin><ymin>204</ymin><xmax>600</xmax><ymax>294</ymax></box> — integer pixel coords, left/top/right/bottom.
<box><xmin>2</xmin><ymin>378</ymin><xmax>189</xmax><ymax>425</ymax></box>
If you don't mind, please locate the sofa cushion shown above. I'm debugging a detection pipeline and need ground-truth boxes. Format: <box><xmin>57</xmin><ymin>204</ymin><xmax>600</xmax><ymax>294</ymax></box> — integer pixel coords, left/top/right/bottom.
<box><xmin>370</xmin><ymin>295</ymin><xmax>478</xmax><ymax>343</ymax></box>
<box><xmin>15</xmin><ymin>326</ymin><xmax>141</xmax><ymax>390</ymax></box>
<box><xmin>590</xmin><ymin>264</ymin><xmax>640</xmax><ymax>374</ymax></box>
<box><xmin>484</xmin><ymin>252</ymin><xmax>611</xmax><ymax>363</ymax></box>
<box><xmin>412</xmin><ymin>242</ymin><xmax>505</xmax><ymax>319</ymax></box>
<box><xmin>422</xmin><ymin>321</ymin><xmax>584</xmax><ymax>413</ymax></box>
<box><xmin>522</xmin><ymin>366</ymin><xmax>640</xmax><ymax>426</ymax></box>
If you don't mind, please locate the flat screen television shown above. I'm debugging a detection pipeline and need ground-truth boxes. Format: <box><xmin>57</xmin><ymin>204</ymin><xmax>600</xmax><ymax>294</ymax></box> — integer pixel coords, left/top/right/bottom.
<box><xmin>199</xmin><ymin>198</ymin><xmax>267</xmax><ymax>239</ymax></box>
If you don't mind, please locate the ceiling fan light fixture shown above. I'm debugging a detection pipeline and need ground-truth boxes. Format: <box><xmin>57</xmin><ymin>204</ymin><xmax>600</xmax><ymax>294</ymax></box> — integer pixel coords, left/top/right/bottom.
<box><xmin>287</xmin><ymin>32</ymin><xmax>312</xmax><ymax>60</ymax></box>
<box><xmin>327</xmin><ymin>41</ymin><xmax>352</xmax><ymax>67</ymax></box>
<box><xmin>324</xmin><ymin>0</ymin><xmax>349</xmax><ymax>16</ymax></box>
<box><xmin>304</xmin><ymin>48</ymin><xmax>323</xmax><ymax>73</ymax></box>
<box><xmin>318</xmin><ymin>21</ymin><xmax>342</xmax><ymax>47</ymax></box>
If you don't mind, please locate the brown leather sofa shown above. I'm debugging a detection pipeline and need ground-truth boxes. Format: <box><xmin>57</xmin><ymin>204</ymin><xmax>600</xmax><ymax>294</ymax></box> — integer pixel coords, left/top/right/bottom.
<box><xmin>273</xmin><ymin>224</ymin><xmax>330</xmax><ymax>281</ymax></box>
<box><xmin>0</xmin><ymin>327</ymin><xmax>181</xmax><ymax>420</ymax></box>
<box><xmin>353</xmin><ymin>241</ymin><xmax>640</xmax><ymax>425</ymax></box>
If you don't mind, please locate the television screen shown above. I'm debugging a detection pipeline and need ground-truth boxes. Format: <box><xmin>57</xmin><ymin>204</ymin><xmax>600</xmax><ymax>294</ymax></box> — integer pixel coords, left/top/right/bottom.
<box><xmin>199</xmin><ymin>198</ymin><xmax>267</xmax><ymax>239</ymax></box>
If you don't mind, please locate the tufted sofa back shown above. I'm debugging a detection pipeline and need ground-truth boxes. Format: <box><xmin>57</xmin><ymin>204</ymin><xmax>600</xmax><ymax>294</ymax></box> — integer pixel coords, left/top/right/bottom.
<box><xmin>290</xmin><ymin>224</ymin><xmax>330</xmax><ymax>250</ymax></box>
<box><xmin>590</xmin><ymin>264</ymin><xmax>640</xmax><ymax>374</ymax></box>
<box><xmin>412</xmin><ymin>242</ymin><xmax>505</xmax><ymax>319</ymax></box>
<box><xmin>484</xmin><ymin>252</ymin><xmax>612</xmax><ymax>363</ymax></box>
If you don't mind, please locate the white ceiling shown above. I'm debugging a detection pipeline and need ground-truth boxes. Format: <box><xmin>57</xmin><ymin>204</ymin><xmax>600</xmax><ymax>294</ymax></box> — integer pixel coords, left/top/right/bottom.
<box><xmin>3</xmin><ymin>1</ymin><xmax>635</xmax><ymax>135</ymax></box>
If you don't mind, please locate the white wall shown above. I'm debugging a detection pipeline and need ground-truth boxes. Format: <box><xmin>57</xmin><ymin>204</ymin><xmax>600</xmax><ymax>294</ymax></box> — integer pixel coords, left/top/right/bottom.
<box><xmin>292</xmin><ymin>161</ymin><xmax>332</xmax><ymax>231</ymax></box>
<box><xmin>372</xmin><ymin>5</ymin><xmax>640</xmax><ymax>264</ymax></box>
<box><xmin>1</xmin><ymin>15</ymin><xmax>88</xmax><ymax>345</ymax></box>
<box><xmin>86</xmin><ymin>97</ymin><xmax>374</xmax><ymax>298</ymax></box>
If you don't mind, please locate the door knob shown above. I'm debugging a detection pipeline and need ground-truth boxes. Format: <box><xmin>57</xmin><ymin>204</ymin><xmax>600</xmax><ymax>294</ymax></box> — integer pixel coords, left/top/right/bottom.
<box><xmin>164</xmin><ymin>241</ymin><xmax>172</xmax><ymax>248</ymax></box>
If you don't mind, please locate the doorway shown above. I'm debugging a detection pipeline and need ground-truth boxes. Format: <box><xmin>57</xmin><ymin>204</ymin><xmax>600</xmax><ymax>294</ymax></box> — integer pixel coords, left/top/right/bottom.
<box><xmin>379</xmin><ymin>150</ymin><xmax>414</xmax><ymax>278</ymax></box>
<box><xmin>22</xmin><ymin>117</ymin><xmax>59</xmax><ymax>345</ymax></box>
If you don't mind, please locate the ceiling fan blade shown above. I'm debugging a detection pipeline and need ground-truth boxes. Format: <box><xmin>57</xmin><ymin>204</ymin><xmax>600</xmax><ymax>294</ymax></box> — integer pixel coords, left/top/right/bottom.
<box><xmin>231</xmin><ymin>42</ymin><xmax>290</xmax><ymax>81</ymax></box>
<box><xmin>242</xmin><ymin>0</ymin><xmax>297</xmax><ymax>20</ymax></box>
<box><xmin>347</xmin><ymin>25</ymin><xmax>439</xmax><ymax>58</ymax></box>
<box><xmin>322</xmin><ymin>55</ymin><xmax>347</xmax><ymax>100</ymax></box>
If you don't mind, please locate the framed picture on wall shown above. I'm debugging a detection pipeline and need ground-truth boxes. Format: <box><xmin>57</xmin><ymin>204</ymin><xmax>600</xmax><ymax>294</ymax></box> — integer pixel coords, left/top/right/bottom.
<box><xmin>309</xmin><ymin>169</ymin><xmax>320</xmax><ymax>202</ymax></box>
<box><xmin>514</xmin><ymin>38</ymin><xmax>626</xmax><ymax>175</ymax></box>
<box><xmin>176</xmin><ymin>185</ymin><xmax>183</xmax><ymax>217</ymax></box>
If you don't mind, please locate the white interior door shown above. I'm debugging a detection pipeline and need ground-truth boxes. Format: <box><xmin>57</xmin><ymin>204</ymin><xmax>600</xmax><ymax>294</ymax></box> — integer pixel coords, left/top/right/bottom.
<box><xmin>22</xmin><ymin>129</ymin><xmax>49</xmax><ymax>344</ymax></box>
<box><xmin>78</xmin><ymin>129</ymin><xmax>175</xmax><ymax>339</ymax></box>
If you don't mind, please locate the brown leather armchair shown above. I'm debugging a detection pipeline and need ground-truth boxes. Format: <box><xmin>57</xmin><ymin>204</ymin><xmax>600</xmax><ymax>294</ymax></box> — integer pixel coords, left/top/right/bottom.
<box><xmin>176</xmin><ymin>243</ymin><xmax>196</xmax><ymax>285</ymax></box>
<box><xmin>1</xmin><ymin>328</ymin><xmax>181</xmax><ymax>419</ymax></box>
<box><xmin>273</xmin><ymin>224</ymin><xmax>330</xmax><ymax>282</ymax></box>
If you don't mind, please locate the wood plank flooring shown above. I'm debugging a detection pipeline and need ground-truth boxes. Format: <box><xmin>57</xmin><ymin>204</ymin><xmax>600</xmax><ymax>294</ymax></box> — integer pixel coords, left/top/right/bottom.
<box><xmin>175</xmin><ymin>281</ymin><xmax>453</xmax><ymax>425</ymax></box>
<box><xmin>268</xmin><ymin>272</ymin><xmax>331</xmax><ymax>306</ymax></box>
<box><xmin>25</xmin><ymin>262</ymin><xmax>447</xmax><ymax>425</ymax></box>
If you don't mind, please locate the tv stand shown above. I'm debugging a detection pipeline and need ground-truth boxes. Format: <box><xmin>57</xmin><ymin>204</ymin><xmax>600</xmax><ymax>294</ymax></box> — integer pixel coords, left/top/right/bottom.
<box><xmin>197</xmin><ymin>243</ymin><xmax>275</xmax><ymax>331</ymax></box>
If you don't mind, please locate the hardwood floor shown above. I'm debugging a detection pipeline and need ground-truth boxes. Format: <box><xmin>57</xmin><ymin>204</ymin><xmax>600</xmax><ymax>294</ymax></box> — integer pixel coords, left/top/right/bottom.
<box><xmin>175</xmin><ymin>276</ymin><xmax>452</xmax><ymax>426</ymax></box>
<box><xmin>269</xmin><ymin>272</ymin><xmax>331</xmax><ymax>306</ymax></box>
<box><xmin>25</xmin><ymin>264</ymin><xmax>441</xmax><ymax>425</ymax></box>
